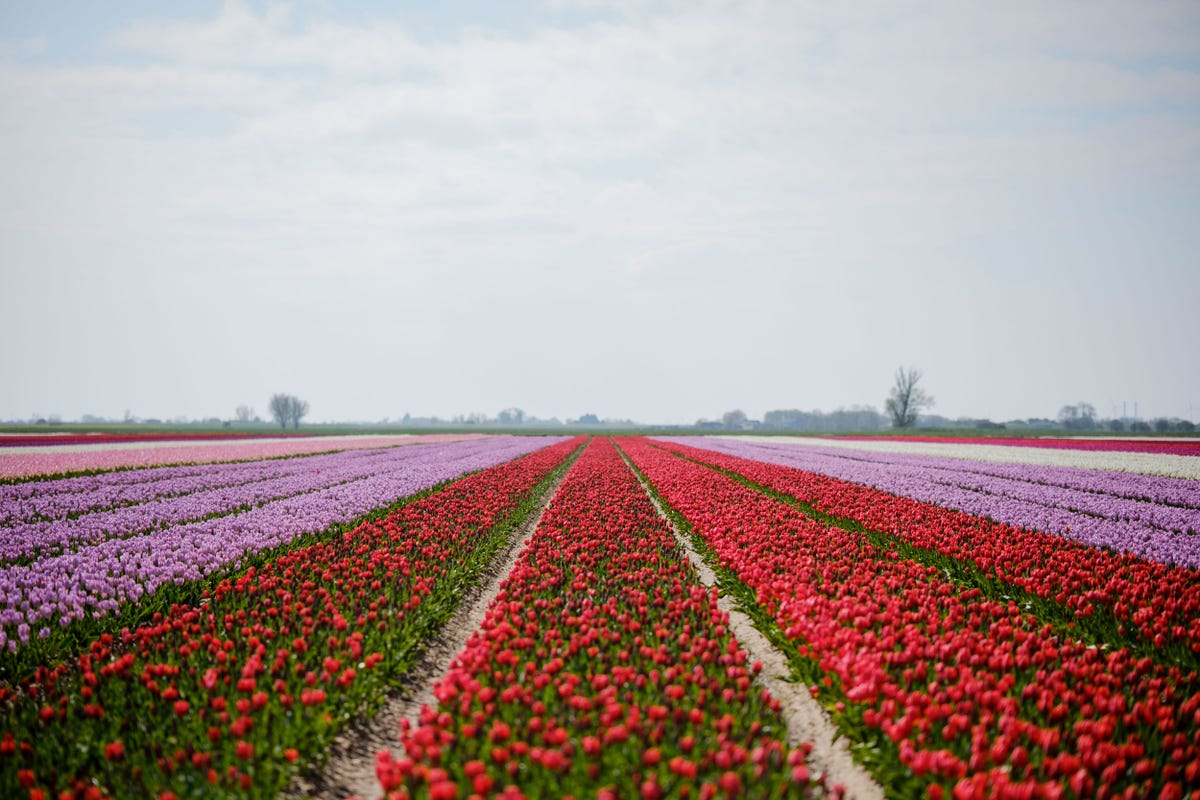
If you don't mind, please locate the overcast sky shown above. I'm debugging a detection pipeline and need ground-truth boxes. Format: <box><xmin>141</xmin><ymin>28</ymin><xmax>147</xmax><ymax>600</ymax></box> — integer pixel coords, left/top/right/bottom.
<box><xmin>2</xmin><ymin>1</ymin><xmax>1198</xmax><ymax>425</ymax></box>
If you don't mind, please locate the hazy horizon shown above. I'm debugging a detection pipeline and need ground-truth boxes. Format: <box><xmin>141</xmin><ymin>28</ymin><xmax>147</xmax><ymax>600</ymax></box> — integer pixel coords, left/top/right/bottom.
<box><xmin>3</xmin><ymin>2</ymin><xmax>1198</xmax><ymax>426</ymax></box>
<box><xmin>0</xmin><ymin>401</ymin><xmax>1182</xmax><ymax>428</ymax></box>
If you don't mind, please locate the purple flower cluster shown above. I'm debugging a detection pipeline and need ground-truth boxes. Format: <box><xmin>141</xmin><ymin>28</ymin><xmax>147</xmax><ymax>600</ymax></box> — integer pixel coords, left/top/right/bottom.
<box><xmin>1</xmin><ymin>456</ymin><xmax>325</xmax><ymax>526</ymax></box>
<box><xmin>1</xmin><ymin>446</ymin><xmax>450</xmax><ymax>563</ymax></box>
<box><xmin>0</xmin><ymin>436</ymin><xmax>566</xmax><ymax>650</ymax></box>
<box><xmin>660</xmin><ymin>437</ymin><xmax>1200</xmax><ymax>569</ymax></box>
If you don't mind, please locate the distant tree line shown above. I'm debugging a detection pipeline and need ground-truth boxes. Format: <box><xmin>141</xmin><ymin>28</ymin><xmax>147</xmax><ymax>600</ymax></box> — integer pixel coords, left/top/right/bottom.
<box><xmin>435</xmin><ymin>409</ymin><xmax>624</xmax><ymax>427</ymax></box>
<box><xmin>762</xmin><ymin>407</ymin><xmax>888</xmax><ymax>431</ymax></box>
<box><xmin>696</xmin><ymin>406</ymin><xmax>888</xmax><ymax>432</ymax></box>
<box><xmin>1059</xmin><ymin>402</ymin><xmax>1195</xmax><ymax>433</ymax></box>
<box><xmin>701</xmin><ymin>367</ymin><xmax>931</xmax><ymax>432</ymax></box>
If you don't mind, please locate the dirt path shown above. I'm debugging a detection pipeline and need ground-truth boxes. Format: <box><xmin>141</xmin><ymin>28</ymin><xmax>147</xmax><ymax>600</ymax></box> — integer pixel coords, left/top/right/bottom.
<box><xmin>284</xmin><ymin>467</ymin><xmax>570</xmax><ymax>800</ymax></box>
<box><xmin>624</xmin><ymin>453</ymin><xmax>886</xmax><ymax>800</ymax></box>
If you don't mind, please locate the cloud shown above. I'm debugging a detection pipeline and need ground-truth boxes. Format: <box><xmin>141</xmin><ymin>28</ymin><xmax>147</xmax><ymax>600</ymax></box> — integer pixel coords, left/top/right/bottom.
<box><xmin>1</xmin><ymin>1</ymin><xmax>1198</xmax><ymax>422</ymax></box>
<box><xmin>109</xmin><ymin>1</ymin><xmax>427</xmax><ymax>74</ymax></box>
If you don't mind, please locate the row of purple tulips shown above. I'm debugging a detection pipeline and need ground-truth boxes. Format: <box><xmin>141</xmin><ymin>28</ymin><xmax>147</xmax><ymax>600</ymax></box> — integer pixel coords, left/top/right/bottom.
<box><xmin>0</xmin><ymin>446</ymin><xmax>397</xmax><ymax>526</ymax></box>
<box><xmin>661</xmin><ymin>438</ymin><xmax>1200</xmax><ymax>568</ymax></box>
<box><xmin>0</xmin><ymin>437</ymin><xmax>567</xmax><ymax>654</ymax></box>
<box><xmin>1</xmin><ymin>441</ymin><xmax>517</xmax><ymax>563</ymax></box>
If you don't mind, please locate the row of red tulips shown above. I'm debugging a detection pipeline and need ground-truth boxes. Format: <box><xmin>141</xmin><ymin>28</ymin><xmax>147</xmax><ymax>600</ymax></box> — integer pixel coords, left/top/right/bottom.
<box><xmin>377</xmin><ymin>438</ymin><xmax>832</xmax><ymax>799</ymax></box>
<box><xmin>654</xmin><ymin>439</ymin><xmax>1200</xmax><ymax>666</ymax></box>
<box><xmin>0</xmin><ymin>438</ymin><xmax>582</xmax><ymax>799</ymax></box>
<box><xmin>618</xmin><ymin>437</ymin><xmax>1200</xmax><ymax>799</ymax></box>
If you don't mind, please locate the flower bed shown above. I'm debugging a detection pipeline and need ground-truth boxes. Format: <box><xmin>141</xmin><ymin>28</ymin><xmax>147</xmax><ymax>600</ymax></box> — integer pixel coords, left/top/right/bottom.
<box><xmin>0</xmin><ymin>437</ymin><xmax>568</xmax><ymax>668</ymax></box>
<box><xmin>1</xmin><ymin>444</ymin><xmax>491</xmax><ymax>562</ymax></box>
<box><xmin>0</xmin><ymin>434</ymin><xmax>486</xmax><ymax>481</ymax></box>
<box><xmin>654</xmin><ymin>438</ymin><xmax>1200</xmax><ymax>659</ymax></box>
<box><xmin>0</xmin><ymin>433</ymin><xmax>305</xmax><ymax>448</ymax></box>
<box><xmin>680</xmin><ymin>437</ymin><xmax>1200</xmax><ymax>563</ymax></box>
<box><xmin>716</xmin><ymin>436</ymin><xmax>1200</xmax><ymax>481</ymax></box>
<box><xmin>378</xmin><ymin>437</ymin><xmax>829</xmax><ymax>799</ymax></box>
<box><xmin>842</xmin><ymin>435</ymin><xmax>1200</xmax><ymax>457</ymax></box>
<box><xmin>0</xmin><ymin>438</ymin><xmax>581</xmax><ymax>799</ymax></box>
<box><xmin>620</xmin><ymin>437</ymin><xmax>1200</xmax><ymax>798</ymax></box>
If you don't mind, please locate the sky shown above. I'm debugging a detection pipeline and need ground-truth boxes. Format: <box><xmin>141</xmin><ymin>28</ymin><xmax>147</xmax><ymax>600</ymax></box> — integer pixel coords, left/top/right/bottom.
<box><xmin>1</xmin><ymin>1</ymin><xmax>1198</xmax><ymax>426</ymax></box>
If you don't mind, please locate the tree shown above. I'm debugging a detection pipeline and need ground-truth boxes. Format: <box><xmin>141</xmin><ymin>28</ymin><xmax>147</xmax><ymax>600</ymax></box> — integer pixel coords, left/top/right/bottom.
<box><xmin>886</xmin><ymin>367</ymin><xmax>933</xmax><ymax>428</ymax></box>
<box><xmin>721</xmin><ymin>409</ymin><xmax>748</xmax><ymax>429</ymax></box>
<box><xmin>235</xmin><ymin>405</ymin><xmax>255</xmax><ymax>423</ymax></box>
<box><xmin>288</xmin><ymin>397</ymin><xmax>309</xmax><ymax>429</ymax></box>
<box><xmin>269</xmin><ymin>394</ymin><xmax>290</xmax><ymax>429</ymax></box>
<box><xmin>497</xmin><ymin>407</ymin><xmax>525</xmax><ymax>425</ymax></box>
<box><xmin>269</xmin><ymin>394</ymin><xmax>310</xmax><ymax>430</ymax></box>
<box><xmin>1058</xmin><ymin>402</ymin><xmax>1096</xmax><ymax>431</ymax></box>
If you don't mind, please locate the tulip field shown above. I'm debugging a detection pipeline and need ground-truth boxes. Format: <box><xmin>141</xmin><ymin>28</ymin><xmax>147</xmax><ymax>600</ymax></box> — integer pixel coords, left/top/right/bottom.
<box><xmin>0</xmin><ymin>434</ymin><xmax>488</xmax><ymax>481</ymax></box>
<box><xmin>1</xmin><ymin>432</ymin><xmax>1199</xmax><ymax>799</ymax></box>
<box><xmin>377</xmin><ymin>437</ymin><xmax>825</xmax><ymax>799</ymax></box>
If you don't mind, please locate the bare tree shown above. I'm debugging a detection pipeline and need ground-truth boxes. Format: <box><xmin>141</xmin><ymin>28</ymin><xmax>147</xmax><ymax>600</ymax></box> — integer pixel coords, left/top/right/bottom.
<box><xmin>235</xmin><ymin>405</ymin><xmax>255</xmax><ymax>423</ymax></box>
<box><xmin>269</xmin><ymin>394</ymin><xmax>290</xmax><ymax>429</ymax></box>
<box><xmin>886</xmin><ymin>367</ymin><xmax>934</xmax><ymax>428</ymax></box>
<box><xmin>269</xmin><ymin>394</ymin><xmax>309</xmax><ymax>430</ymax></box>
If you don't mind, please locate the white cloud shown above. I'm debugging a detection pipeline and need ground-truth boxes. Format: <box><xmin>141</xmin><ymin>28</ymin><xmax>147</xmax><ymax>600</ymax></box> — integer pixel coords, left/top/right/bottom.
<box><xmin>109</xmin><ymin>0</ymin><xmax>427</xmax><ymax>74</ymax></box>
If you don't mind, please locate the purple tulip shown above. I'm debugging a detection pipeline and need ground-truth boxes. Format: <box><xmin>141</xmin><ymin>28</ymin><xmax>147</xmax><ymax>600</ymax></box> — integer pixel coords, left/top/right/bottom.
<box><xmin>0</xmin><ymin>436</ymin><xmax>567</xmax><ymax>650</ymax></box>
